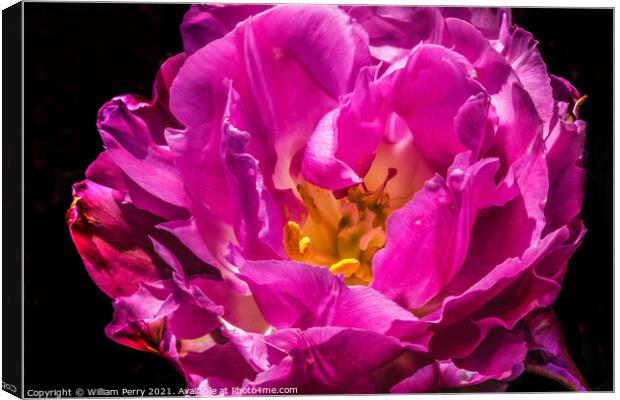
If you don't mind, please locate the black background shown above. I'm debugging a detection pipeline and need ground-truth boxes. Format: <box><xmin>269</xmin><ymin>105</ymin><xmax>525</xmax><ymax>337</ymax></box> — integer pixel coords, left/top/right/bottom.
<box><xmin>23</xmin><ymin>4</ymin><xmax>613</xmax><ymax>392</ymax></box>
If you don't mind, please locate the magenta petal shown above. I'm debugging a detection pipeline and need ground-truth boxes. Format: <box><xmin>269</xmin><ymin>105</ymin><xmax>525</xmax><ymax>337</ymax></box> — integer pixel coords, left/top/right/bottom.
<box><xmin>67</xmin><ymin>180</ymin><xmax>171</xmax><ymax>297</ymax></box>
<box><xmin>454</xmin><ymin>92</ymin><xmax>497</xmax><ymax>156</ymax></box>
<box><xmin>389</xmin><ymin>45</ymin><xmax>484</xmax><ymax>170</ymax></box>
<box><xmin>221</xmin><ymin>89</ymin><xmax>285</xmax><ymax>260</ymax></box>
<box><xmin>443</xmin><ymin>17</ymin><xmax>513</xmax><ymax>97</ymax></box>
<box><xmin>85</xmin><ymin>151</ymin><xmax>128</xmax><ymax>192</ymax></box>
<box><xmin>345</xmin><ymin>7</ymin><xmax>446</xmax><ymax>63</ymax></box>
<box><xmin>180</xmin><ymin>342</ymin><xmax>257</xmax><ymax>389</ymax></box>
<box><xmin>424</xmin><ymin>226</ymin><xmax>575</xmax><ymax>360</ymax></box>
<box><xmin>104</xmin><ymin>278</ymin><xmax>220</xmax><ymax>353</ymax></box>
<box><xmin>371</xmin><ymin>153</ymin><xmax>509</xmax><ymax>309</ymax></box>
<box><xmin>454</xmin><ymin>328</ymin><xmax>527</xmax><ymax>381</ymax></box>
<box><xmin>391</xmin><ymin>361</ymin><xmax>491</xmax><ymax>393</ymax></box>
<box><xmin>97</xmin><ymin>97</ymin><xmax>189</xmax><ymax>210</ymax></box>
<box><xmin>171</xmin><ymin>5</ymin><xmax>371</xmax><ymax>192</ymax></box>
<box><xmin>393</xmin><ymin>327</ymin><xmax>524</xmax><ymax>393</ymax></box>
<box><xmin>239</xmin><ymin>259</ymin><xmax>427</xmax><ymax>340</ymax></box>
<box><xmin>302</xmin><ymin>66</ymin><xmax>385</xmax><ymax>190</ymax></box>
<box><xmin>499</xmin><ymin>19</ymin><xmax>554</xmax><ymax>128</ymax></box>
<box><xmin>462</xmin><ymin>8</ymin><xmax>511</xmax><ymax>40</ymax></box>
<box><xmin>523</xmin><ymin>309</ymin><xmax>589</xmax><ymax>391</ymax></box>
<box><xmin>246</xmin><ymin>327</ymin><xmax>404</xmax><ymax>393</ymax></box>
<box><xmin>544</xmin><ymin>118</ymin><xmax>586</xmax><ymax>233</ymax></box>
<box><xmin>180</xmin><ymin>4</ymin><xmax>271</xmax><ymax>54</ymax></box>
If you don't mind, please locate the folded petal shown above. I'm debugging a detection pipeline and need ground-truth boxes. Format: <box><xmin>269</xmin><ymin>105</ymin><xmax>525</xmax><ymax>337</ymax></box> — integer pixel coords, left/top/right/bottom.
<box><xmin>246</xmin><ymin>327</ymin><xmax>404</xmax><ymax>393</ymax></box>
<box><xmin>239</xmin><ymin>259</ymin><xmax>428</xmax><ymax>343</ymax></box>
<box><xmin>453</xmin><ymin>328</ymin><xmax>527</xmax><ymax>381</ymax></box>
<box><xmin>424</xmin><ymin>226</ymin><xmax>577</xmax><ymax>359</ymax></box>
<box><xmin>181</xmin><ymin>4</ymin><xmax>271</xmax><ymax>54</ymax></box>
<box><xmin>523</xmin><ymin>309</ymin><xmax>589</xmax><ymax>391</ymax></box>
<box><xmin>104</xmin><ymin>278</ymin><xmax>220</xmax><ymax>354</ymax></box>
<box><xmin>544</xmin><ymin>118</ymin><xmax>586</xmax><ymax>234</ymax></box>
<box><xmin>389</xmin><ymin>45</ymin><xmax>486</xmax><ymax>170</ymax></box>
<box><xmin>67</xmin><ymin>180</ymin><xmax>172</xmax><ymax>297</ymax></box>
<box><xmin>302</xmin><ymin>66</ymin><xmax>385</xmax><ymax>189</ymax></box>
<box><xmin>221</xmin><ymin>90</ymin><xmax>286</xmax><ymax>260</ymax></box>
<box><xmin>344</xmin><ymin>6</ymin><xmax>446</xmax><ymax>63</ymax></box>
<box><xmin>371</xmin><ymin>153</ymin><xmax>510</xmax><ymax>309</ymax></box>
<box><xmin>392</xmin><ymin>328</ymin><xmax>525</xmax><ymax>393</ymax></box>
<box><xmin>180</xmin><ymin>342</ymin><xmax>257</xmax><ymax>389</ymax></box>
<box><xmin>97</xmin><ymin>97</ymin><xmax>189</xmax><ymax>211</ymax></box>
<box><xmin>499</xmin><ymin>16</ymin><xmax>554</xmax><ymax>129</ymax></box>
<box><xmin>171</xmin><ymin>5</ymin><xmax>371</xmax><ymax>195</ymax></box>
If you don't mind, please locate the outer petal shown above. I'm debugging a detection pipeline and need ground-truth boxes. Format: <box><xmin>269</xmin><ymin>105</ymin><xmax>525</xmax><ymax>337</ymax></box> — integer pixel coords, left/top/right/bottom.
<box><xmin>392</xmin><ymin>329</ymin><xmax>525</xmax><ymax>393</ymax></box>
<box><xmin>104</xmin><ymin>278</ymin><xmax>220</xmax><ymax>354</ymax></box>
<box><xmin>97</xmin><ymin>97</ymin><xmax>189</xmax><ymax>212</ymax></box>
<box><xmin>180</xmin><ymin>342</ymin><xmax>257</xmax><ymax>389</ymax></box>
<box><xmin>543</xmin><ymin>79</ymin><xmax>587</xmax><ymax>234</ymax></box>
<box><xmin>344</xmin><ymin>6</ymin><xmax>446</xmax><ymax>63</ymax></box>
<box><xmin>424</xmin><ymin>225</ymin><xmax>583</xmax><ymax>360</ymax></box>
<box><xmin>67</xmin><ymin>180</ymin><xmax>172</xmax><ymax>297</ymax></box>
<box><xmin>498</xmin><ymin>14</ymin><xmax>554</xmax><ymax>129</ymax></box>
<box><xmin>453</xmin><ymin>328</ymin><xmax>527</xmax><ymax>381</ymax></box>
<box><xmin>245</xmin><ymin>327</ymin><xmax>404</xmax><ymax>393</ymax></box>
<box><xmin>523</xmin><ymin>309</ymin><xmax>589</xmax><ymax>391</ymax></box>
<box><xmin>93</xmin><ymin>54</ymin><xmax>190</xmax><ymax>220</ymax></box>
<box><xmin>180</xmin><ymin>4</ymin><xmax>271</xmax><ymax>54</ymax></box>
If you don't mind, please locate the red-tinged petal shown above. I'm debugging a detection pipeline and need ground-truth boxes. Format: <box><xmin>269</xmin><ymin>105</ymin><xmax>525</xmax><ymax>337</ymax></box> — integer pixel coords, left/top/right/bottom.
<box><xmin>67</xmin><ymin>180</ymin><xmax>171</xmax><ymax>297</ymax></box>
<box><xmin>104</xmin><ymin>279</ymin><xmax>219</xmax><ymax>353</ymax></box>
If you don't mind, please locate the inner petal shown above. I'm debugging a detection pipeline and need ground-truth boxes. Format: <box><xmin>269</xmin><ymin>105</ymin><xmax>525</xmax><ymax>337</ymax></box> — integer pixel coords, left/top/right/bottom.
<box><xmin>284</xmin><ymin>119</ymin><xmax>434</xmax><ymax>286</ymax></box>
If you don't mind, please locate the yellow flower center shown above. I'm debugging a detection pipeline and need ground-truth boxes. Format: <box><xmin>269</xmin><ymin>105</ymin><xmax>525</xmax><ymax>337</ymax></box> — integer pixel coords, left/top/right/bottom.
<box><xmin>284</xmin><ymin>178</ymin><xmax>393</xmax><ymax>286</ymax></box>
<box><xmin>282</xmin><ymin>129</ymin><xmax>435</xmax><ymax>285</ymax></box>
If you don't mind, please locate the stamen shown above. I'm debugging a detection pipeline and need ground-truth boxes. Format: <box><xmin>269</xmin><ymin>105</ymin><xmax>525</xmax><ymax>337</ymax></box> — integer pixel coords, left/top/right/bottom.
<box><xmin>284</xmin><ymin>221</ymin><xmax>311</xmax><ymax>261</ymax></box>
<box><xmin>298</xmin><ymin>236</ymin><xmax>311</xmax><ymax>256</ymax></box>
<box><xmin>329</xmin><ymin>258</ymin><xmax>360</xmax><ymax>277</ymax></box>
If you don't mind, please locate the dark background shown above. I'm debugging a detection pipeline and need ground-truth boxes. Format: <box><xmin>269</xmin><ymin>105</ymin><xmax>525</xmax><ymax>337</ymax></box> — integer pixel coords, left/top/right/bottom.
<box><xmin>23</xmin><ymin>4</ymin><xmax>613</xmax><ymax>392</ymax></box>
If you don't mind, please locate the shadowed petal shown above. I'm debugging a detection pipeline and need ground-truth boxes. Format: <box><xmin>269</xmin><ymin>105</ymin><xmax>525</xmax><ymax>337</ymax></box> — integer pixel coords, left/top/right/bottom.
<box><xmin>523</xmin><ymin>309</ymin><xmax>589</xmax><ymax>391</ymax></box>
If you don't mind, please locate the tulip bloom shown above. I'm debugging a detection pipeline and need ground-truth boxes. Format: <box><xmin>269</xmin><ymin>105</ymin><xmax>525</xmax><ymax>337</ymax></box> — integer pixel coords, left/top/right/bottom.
<box><xmin>68</xmin><ymin>5</ymin><xmax>588</xmax><ymax>393</ymax></box>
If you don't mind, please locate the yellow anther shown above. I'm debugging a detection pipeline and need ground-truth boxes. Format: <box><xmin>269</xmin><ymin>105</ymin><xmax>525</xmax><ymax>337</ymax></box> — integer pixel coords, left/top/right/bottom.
<box><xmin>284</xmin><ymin>221</ymin><xmax>311</xmax><ymax>261</ymax></box>
<box><xmin>329</xmin><ymin>258</ymin><xmax>360</xmax><ymax>278</ymax></box>
<box><xmin>298</xmin><ymin>236</ymin><xmax>311</xmax><ymax>256</ymax></box>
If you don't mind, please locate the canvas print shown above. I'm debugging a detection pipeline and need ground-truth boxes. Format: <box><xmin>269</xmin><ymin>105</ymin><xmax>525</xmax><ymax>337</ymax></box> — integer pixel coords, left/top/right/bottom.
<box><xmin>9</xmin><ymin>2</ymin><xmax>613</xmax><ymax>397</ymax></box>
